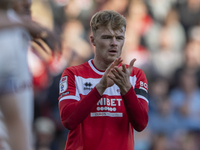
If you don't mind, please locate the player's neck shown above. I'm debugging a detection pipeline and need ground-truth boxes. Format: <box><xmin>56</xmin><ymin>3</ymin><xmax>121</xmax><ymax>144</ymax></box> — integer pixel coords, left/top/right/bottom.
<box><xmin>93</xmin><ymin>58</ymin><xmax>111</xmax><ymax>71</ymax></box>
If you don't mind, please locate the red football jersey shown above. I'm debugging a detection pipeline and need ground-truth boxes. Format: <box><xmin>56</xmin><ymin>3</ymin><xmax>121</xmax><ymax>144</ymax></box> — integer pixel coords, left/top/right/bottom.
<box><xmin>58</xmin><ymin>59</ymin><xmax>149</xmax><ymax>150</ymax></box>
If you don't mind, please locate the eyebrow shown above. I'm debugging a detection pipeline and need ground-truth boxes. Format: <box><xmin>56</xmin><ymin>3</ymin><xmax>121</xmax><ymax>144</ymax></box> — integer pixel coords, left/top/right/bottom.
<box><xmin>117</xmin><ymin>35</ymin><xmax>125</xmax><ymax>39</ymax></box>
<box><xmin>101</xmin><ymin>35</ymin><xmax>125</xmax><ymax>39</ymax></box>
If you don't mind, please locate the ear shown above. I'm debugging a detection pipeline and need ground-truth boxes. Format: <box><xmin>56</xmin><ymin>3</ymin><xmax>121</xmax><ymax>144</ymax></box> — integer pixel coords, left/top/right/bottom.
<box><xmin>90</xmin><ymin>35</ymin><xmax>96</xmax><ymax>46</ymax></box>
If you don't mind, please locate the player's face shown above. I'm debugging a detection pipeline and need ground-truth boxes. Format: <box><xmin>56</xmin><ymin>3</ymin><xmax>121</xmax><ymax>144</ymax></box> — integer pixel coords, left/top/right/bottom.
<box><xmin>91</xmin><ymin>25</ymin><xmax>125</xmax><ymax>64</ymax></box>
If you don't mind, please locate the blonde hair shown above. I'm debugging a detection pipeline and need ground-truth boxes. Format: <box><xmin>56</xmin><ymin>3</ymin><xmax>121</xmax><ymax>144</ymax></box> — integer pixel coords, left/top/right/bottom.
<box><xmin>90</xmin><ymin>10</ymin><xmax>126</xmax><ymax>33</ymax></box>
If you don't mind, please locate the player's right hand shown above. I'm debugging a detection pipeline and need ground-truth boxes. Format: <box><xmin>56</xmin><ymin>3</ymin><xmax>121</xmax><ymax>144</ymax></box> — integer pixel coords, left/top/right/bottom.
<box><xmin>96</xmin><ymin>57</ymin><xmax>123</xmax><ymax>95</ymax></box>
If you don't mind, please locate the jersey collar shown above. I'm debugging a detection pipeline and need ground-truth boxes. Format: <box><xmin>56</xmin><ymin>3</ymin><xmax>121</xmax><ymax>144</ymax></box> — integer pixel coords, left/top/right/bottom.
<box><xmin>88</xmin><ymin>59</ymin><xmax>105</xmax><ymax>75</ymax></box>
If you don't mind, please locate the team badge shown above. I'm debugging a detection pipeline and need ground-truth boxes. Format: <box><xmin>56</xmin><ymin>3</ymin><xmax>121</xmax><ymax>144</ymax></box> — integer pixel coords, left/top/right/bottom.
<box><xmin>60</xmin><ymin>76</ymin><xmax>68</xmax><ymax>93</ymax></box>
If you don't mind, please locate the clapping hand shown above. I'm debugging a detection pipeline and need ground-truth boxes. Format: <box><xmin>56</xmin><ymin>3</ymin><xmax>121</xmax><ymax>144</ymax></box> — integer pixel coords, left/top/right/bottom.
<box><xmin>96</xmin><ymin>57</ymin><xmax>123</xmax><ymax>95</ymax></box>
<box><xmin>108</xmin><ymin>58</ymin><xmax>136</xmax><ymax>95</ymax></box>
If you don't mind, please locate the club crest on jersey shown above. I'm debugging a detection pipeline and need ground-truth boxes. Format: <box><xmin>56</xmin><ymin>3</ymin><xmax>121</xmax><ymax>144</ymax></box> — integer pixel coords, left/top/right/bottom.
<box><xmin>60</xmin><ymin>76</ymin><xmax>68</xmax><ymax>93</ymax></box>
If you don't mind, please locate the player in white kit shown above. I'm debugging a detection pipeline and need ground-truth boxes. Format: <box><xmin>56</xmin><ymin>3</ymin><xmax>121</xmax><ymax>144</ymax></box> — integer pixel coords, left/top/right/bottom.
<box><xmin>0</xmin><ymin>9</ymin><xmax>33</xmax><ymax>150</ymax></box>
<box><xmin>0</xmin><ymin>0</ymin><xmax>34</xmax><ymax>149</ymax></box>
<box><xmin>0</xmin><ymin>0</ymin><xmax>58</xmax><ymax>149</ymax></box>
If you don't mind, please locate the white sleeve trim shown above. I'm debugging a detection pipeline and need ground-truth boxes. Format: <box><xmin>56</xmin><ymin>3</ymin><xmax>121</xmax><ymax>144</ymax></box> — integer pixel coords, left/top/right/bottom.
<box><xmin>139</xmin><ymin>86</ymin><xmax>148</xmax><ymax>93</ymax></box>
<box><xmin>59</xmin><ymin>95</ymin><xmax>80</xmax><ymax>102</ymax></box>
<box><xmin>137</xmin><ymin>95</ymin><xmax>149</xmax><ymax>104</ymax></box>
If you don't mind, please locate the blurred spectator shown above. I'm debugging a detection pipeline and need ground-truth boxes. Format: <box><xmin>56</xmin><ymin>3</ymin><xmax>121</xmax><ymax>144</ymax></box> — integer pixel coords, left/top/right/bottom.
<box><xmin>34</xmin><ymin>117</ymin><xmax>57</xmax><ymax>150</ymax></box>
<box><xmin>148</xmin><ymin>96</ymin><xmax>179</xmax><ymax>138</ymax></box>
<box><xmin>173</xmin><ymin>130</ymin><xmax>200</xmax><ymax>150</ymax></box>
<box><xmin>64</xmin><ymin>0</ymin><xmax>94</xmax><ymax>20</ymax></box>
<box><xmin>122</xmin><ymin>31</ymin><xmax>151</xmax><ymax>70</ymax></box>
<box><xmin>145</xmin><ymin>7</ymin><xmax>186</xmax><ymax>52</ymax></box>
<box><xmin>144</xmin><ymin>0</ymin><xmax>176</xmax><ymax>23</ymax></box>
<box><xmin>144</xmin><ymin>7</ymin><xmax>185</xmax><ymax>79</ymax></box>
<box><xmin>172</xmin><ymin>39</ymin><xmax>200</xmax><ymax>88</ymax></box>
<box><xmin>48</xmin><ymin>0</ymin><xmax>67</xmax><ymax>35</ymax></box>
<box><xmin>62</xmin><ymin>19</ymin><xmax>93</xmax><ymax>61</ymax></box>
<box><xmin>99</xmin><ymin>0</ymin><xmax>129</xmax><ymax>15</ymax></box>
<box><xmin>149</xmin><ymin>133</ymin><xmax>170</xmax><ymax>150</ymax></box>
<box><xmin>175</xmin><ymin>0</ymin><xmax>200</xmax><ymax>39</ymax></box>
<box><xmin>188</xmin><ymin>26</ymin><xmax>200</xmax><ymax>87</ymax></box>
<box><xmin>147</xmin><ymin>76</ymin><xmax>180</xmax><ymax>147</ymax></box>
<box><xmin>31</xmin><ymin>0</ymin><xmax>54</xmax><ymax>31</ymax></box>
<box><xmin>122</xmin><ymin>0</ymin><xmax>152</xmax><ymax>71</ymax></box>
<box><xmin>148</xmin><ymin>23</ymin><xmax>184</xmax><ymax>79</ymax></box>
<box><xmin>28</xmin><ymin>0</ymin><xmax>61</xmax><ymax>121</ymax></box>
<box><xmin>148</xmin><ymin>76</ymin><xmax>170</xmax><ymax>112</ymax></box>
<box><xmin>169</xmin><ymin>69</ymin><xmax>200</xmax><ymax>130</ymax></box>
<box><xmin>29</xmin><ymin>0</ymin><xmax>55</xmax><ymax>90</ymax></box>
<box><xmin>134</xmin><ymin>128</ymin><xmax>152</xmax><ymax>150</ymax></box>
<box><xmin>184</xmin><ymin>40</ymin><xmax>200</xmax><ymax>69</ymax></box>
<box><xmin>127</xmin><ymin>0</ymin><xmax>153</xmax><ymax>36</ymax></box>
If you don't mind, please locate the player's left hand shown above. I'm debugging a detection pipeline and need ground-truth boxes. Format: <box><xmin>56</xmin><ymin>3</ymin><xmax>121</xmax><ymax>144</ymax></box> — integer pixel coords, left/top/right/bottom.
<box><xmin>108</xmin><ymin>58</ymin><xmax>136</xmax><ymax>95</ymax></box>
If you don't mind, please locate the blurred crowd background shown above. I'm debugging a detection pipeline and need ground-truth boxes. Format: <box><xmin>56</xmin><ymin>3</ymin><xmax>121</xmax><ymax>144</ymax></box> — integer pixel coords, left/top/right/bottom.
<box><xmin>28</xmin><ymin>0</ymin><xmax>200</xmax><ymax>149</ymax></box>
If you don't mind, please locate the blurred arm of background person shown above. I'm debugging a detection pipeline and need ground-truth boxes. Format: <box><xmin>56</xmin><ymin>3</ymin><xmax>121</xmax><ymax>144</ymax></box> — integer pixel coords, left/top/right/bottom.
<box><xmin>0</xmin><ymin>0</ymin><xmax>61</xmax><ymax>150</ymax></box>
<box><xmin>0</xmin><ymin>12</ymin><xmax>61</xmax><ymax>54</ymax></box>
<box><xmin>0</xmin><ymin>3</ymin><xmax>61</xmax><ymax>55</ymax></box>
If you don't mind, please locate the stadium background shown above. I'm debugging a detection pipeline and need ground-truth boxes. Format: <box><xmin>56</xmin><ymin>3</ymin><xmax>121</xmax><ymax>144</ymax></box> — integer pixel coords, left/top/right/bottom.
<box><xmin>29</xmin><ymin>0</ymin><xmax>200</xmax><ymax>149</ymax></box>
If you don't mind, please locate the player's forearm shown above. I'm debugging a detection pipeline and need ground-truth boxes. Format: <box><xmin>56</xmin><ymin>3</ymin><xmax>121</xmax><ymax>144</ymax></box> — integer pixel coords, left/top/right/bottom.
<box><xmin>122</xmin><ymin>86</ymin><xmax>148</xmax><ymax>132</ymax></box>
<box><xmin>59</xmin><ymin>87</ymin><xmax>101</xmax><ymax>130</ymax></box>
